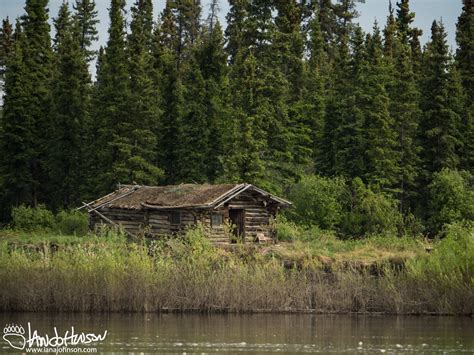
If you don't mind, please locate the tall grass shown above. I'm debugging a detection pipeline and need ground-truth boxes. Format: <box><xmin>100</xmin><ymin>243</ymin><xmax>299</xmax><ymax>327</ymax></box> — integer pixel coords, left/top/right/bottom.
<box><xmin>0</xmin><ymin>224</ymin><xmax>472</xmax><ymax>315</ymax></box>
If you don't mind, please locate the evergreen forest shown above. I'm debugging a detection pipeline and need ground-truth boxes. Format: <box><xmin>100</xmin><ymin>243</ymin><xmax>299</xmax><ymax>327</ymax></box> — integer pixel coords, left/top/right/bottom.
<box><xmin>0</xmin><ymin>0</ymin><xmax>473</xmax><ymax>236</ymax></box>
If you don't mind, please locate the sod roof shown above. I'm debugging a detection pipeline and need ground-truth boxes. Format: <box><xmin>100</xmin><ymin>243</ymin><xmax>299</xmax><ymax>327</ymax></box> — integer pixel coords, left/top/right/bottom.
<box><xmin>87</xmin><ymin>183</ymin><xmax>290</xmax><ymax>210</ymax></box>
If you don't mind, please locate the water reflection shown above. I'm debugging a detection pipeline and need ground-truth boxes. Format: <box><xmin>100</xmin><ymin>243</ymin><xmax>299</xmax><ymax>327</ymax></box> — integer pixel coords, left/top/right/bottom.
<box><xmin>1</xmin><ymin>313</ymin><xmax>472</xmax><ymax>353</ymax></box>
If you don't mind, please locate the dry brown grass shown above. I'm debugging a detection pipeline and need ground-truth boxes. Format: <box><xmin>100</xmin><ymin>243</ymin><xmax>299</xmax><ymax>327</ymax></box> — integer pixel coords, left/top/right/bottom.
<box><xmin>0</xmin><ymin>226</ymin><xmax>471</xmax><ymax>315</ymax></box>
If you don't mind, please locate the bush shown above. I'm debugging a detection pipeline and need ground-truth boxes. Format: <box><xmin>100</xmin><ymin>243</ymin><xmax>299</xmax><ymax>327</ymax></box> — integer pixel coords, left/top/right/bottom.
<box><xmin>11</xmin><ymin>205</ymin><xmax>56</xmax><ymax>232</ymax></box>
<box><xmin>427</xmin><ymin>169</ymin><xmax>474</xmax><ymax>234</ymax></box>
<box><xmin>56</xmin><ymin>210</ymin><xmax>89</xmax><ymax>236</ymax></box>
<box><xmin>339</xmin><ymin>178</ymin><xmax>403</xmax><ymax>238</ymax></box>
<box><xmin>405</xmin><ymin>222</ymin><xmax>474</xmax><ymax>313</ymax></box>
<box><xmin>273</xmin><ymin>215</ymin><xmax>300</xmax><ymax>241</ymax></box>
<box><xmin>287</xmin><ymin>175</ymin><xmax>346</xmax><ymax>230</ymax></box>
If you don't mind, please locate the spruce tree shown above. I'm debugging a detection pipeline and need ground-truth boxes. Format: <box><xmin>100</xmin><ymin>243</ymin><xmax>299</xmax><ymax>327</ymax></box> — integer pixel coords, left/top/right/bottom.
<box><xmin>0</xmin><ymin>21</ymin><xmax>34</xmax><ymax>215</ymax></box>
<box><xmin>158</xmin><ymin>0</ymin><xmax>179</xmax><ymax>55</ymax></box>
<box><xmin>306</xmin><ymin>15</ymin><xmax>328</xmax><ymax>167</ymax></box>
<box><xmin>72</xmin><ymin>0</ymin><xmax>99</xmax><ymax>62</ymax></box>
<box><xmin>383</xmin><ymin>0</ymin><xmax>397</xmax><ymax>58</ymax></box>
<box><xmin>362</xmin><ymin>24</ymin><xmax>399</xmax><ymax>190</ymax></box>
<box><xmin>223</xmin><ymin>51</ymin><xmax>266</xmax><ymax>186</ymax></box>
<box><xmin>174</xmin><ymin>55</ymin><xmax>209</xmax><ymax>183</ymax></box>
<box><xmin>153</xmin><ymin>3</ymin><xmax>185</xmax><ymax>182</ymax></box>
<box><xmin>274</xmin><ymin>0</ymin><xmax>313</xmax><ymax>179</ymax></box>
<box><xmin>456</xmin><ymin>0</ymin><xmax>474</xmax><ymax>171</ymax></box>
<box><xmin>49</xmin><ymin>1</ymin><xmax>92</xmax><ymax>208</ymax></box>
<box><xmin>225</xmin><ymin>0</ymin><xmax>249</xmax><ymax>64</ymax></box>
<box><xmin>174</xmin><ymin>0</ymin><xmax>202</xmax><ymax>69</ymax></box>
<box><xmin>390</xmin><ymin>39</ymin><xmax>422</xmax><ymax>210</ymax></box>
<box><xmin>274</xmin><ymin>0</ymin><xmax>304</xmax><ymax>100</ymax></box>
<box><xmin>124</xmin><ymin>0</ymin><xmax>164</xmax><ymax>185</ymax></box>
<box><xmin>93</xmin><ymin>0</ymin><xmax>131</xmax><ymax>191</ymax></box>
<box><xmin>20</xmin><ymin>0</ymin><xmax>53</xmax><ymax>206</ymax></box>
<box><xmin>420</xmin><ymin>21</ymin><xmax>462</xmax><ymax>179</ymax></box>
<box><xmin>456</xmin><ymin>0</ymin><xmax>474</xmax><ymax>104</ymax></box>
<box><xmin>320</xmin><ymin>30</ymin><xmax>354</xmax><ymax>176</ymax></box>
<box><xmin>317</xmin><ymin>0</ymin><xmax>337</xmax><ymax>58</ymax></box>
<box><xmin>0</xmin><ymin>18</ymin><xmax>14</xmax><ymax>89</ymax></box>
<box><xmin>98</xmin><ymin>0</ymin><xmax>164</xmax><ymax>187</ymax></box>
<box><xmin>395</xmin><ymin>0</ymin><xmax>423</xmax><ymax>76</ymax></box>
<box><xmin>395</xmin><ymin>0</ymin><xmax>415</xmax><ymax>44</ymax></box>
<box><xmin>326</xmin><ymin>26</ymin><xmax>365</xmax><ymax>178</ymax></box>
<box><xmin>196</xmin><ymin>21</ymin><xmax>231</xmax><ymax>181</ymax></box>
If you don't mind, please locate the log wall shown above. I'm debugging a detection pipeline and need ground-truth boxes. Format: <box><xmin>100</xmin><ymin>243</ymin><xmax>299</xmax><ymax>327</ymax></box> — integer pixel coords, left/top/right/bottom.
<box><xmin>226</xmin><ymin>190</ymin><xmax>274</xmax><ymax>242</ymax></box>
<box><xmin>147</xmin><ymin>210</ymin><xmax>195</xmax><ymax>235</ymax></box>
<box><xmin>90</xmin><ymin>208</ymin><xmax>146</xmax><ymax>236</ymax></box>
<box><xmin>89</xmin><ymin>190</ymin><xmax>278</xmax><ymax>243</ymax></box>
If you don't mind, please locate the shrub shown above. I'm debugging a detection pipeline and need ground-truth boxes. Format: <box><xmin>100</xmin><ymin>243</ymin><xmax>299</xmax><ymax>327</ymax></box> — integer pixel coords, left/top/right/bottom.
<box><xmin>339</xmin><ymin>178</ymin><xmax>403</xmax><ymax>238</ymax></box>
<box><xmin>273</xmin><ymin>215</ymin><xmax>300</xmax><ymax>241</ymax></box>
<box><xmin>427</xmin><ymin>168</ymin><xmax>474</xmax><ymax>234</ymax></box>
<box><xmin>10</xmin><ymin>205</ymin><xmax>56</xmax><ymax>232</ymax></box>
<box><xmin>287</xmin><ymin>175</ymin><xmax>347</xmax><ymax>230</ymax></box>
<box><xmin>405</xmin><ymin>222</ymin><xmax>474</xmax><ymax>313</ymax></box>
<box><xmin>56</xmin><ymin>210</ymin><xmax>89</xmax><ymax>236</ymax></box>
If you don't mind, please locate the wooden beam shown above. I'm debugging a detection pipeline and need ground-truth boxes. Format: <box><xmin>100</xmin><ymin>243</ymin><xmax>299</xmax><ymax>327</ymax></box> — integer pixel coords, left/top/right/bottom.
<box><xmin>81</xmin><ymin>186</ymin><xmax>141</xmax><ymax>213</ymax></box>
<box><xmin>213</xmin><ymin>184</ymin><xmax>252</xmax><ymax>209</ymax></box>
<box><xmin>81</xmin><ymin>202</ymin><xmax>139</xmax><ymax>240</ymax></box>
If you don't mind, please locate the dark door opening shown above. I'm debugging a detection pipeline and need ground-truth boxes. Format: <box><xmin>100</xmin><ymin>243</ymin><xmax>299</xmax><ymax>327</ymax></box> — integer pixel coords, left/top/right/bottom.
<box><xmin>229</xmin><ymin>209</ymin><xmax>245</xmax><ymax>243</ymax></box>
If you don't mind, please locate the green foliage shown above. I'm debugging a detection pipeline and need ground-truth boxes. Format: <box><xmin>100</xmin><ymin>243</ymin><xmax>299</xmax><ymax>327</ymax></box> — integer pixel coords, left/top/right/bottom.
<box><xmin>0</xmin><ymin>0</ymin><xmax>472</xmax><ymax>240</ymax></box>
<box><xmin>93</xmin><ymin>0</ymin><xmax>131</xmax><ymax>192</ymax></box>
<box><xmin>287</xmin><ymin>175</ymin><xmax>346</xmax><ymax>230</ymax></box>
<box><xmin>273</xmin><ymin>215</ymin><xmax>300</xmax><ymax>242</ymax></box>
<box><xmin>285</xmin><ymin>175</ymin><xmax>411</xmax><ymax>238</ymax></box>
<box><xmin>420</xmin><ymin>21</ymin><xmax>462</xmax><ymax>177</ymax></box>
<box><xmin>56</xmin><ymin>210</ymin><xmax>89</xmax><ymax>236</ymax></box>
<box><xmin>0</xmin><ymin>20</ymin><xmax>34</xmax><ymax>217</ymax></box>
<box><xmin>362</xmin><ymin>24</ymin><xmax>399</xmax><ymax>190</ymax></box>
<box><xmin>2</xmin><ymin>225</ymin><xmax>471</xmax><ymax>314</ymax></box>
<box><xmin>72</xmin><ymin>0</ymin><xmax>99</xmax><ymax>62</ymax></box>
<box><xmin>406</xmin><ymin>222</ymin><xmax>473</xmax><ymax>313</ymax></box>
<box><xmin>388</xmin><ymin>38</ymin><xmax>421</xmax><ymax>211</ymax></box>
<box><xmin>11</xmin><ymin>205</ymin><xmax>56</xmax><ymax>232</ymax></box>
<box><xmin>48</xmin><ymin>2</ymin><xmax>92</xmax><ymax>209</ymax></box>
<box><xmin>0</xmin><ymin>17</ymin><xmax>14</xmax><ymax>77</ymax></box>
<box><xmin>339</xmin><ymin>178</ymin><xmax>404</xmax><ymax>238</ymax></box>
<box><xmin>10</xmin><ymin>205</ymin><xmax>88</xmax><ymax>236</ymax></box>
<box><xmin>427</xmin><ymin>169</ymin><xmax>474</xmax><ymax>233</ymax></box>
<box><xmin>456</xmin><ymin>0</ymin><xmax>474</xmax><ymax>104</ymax></box>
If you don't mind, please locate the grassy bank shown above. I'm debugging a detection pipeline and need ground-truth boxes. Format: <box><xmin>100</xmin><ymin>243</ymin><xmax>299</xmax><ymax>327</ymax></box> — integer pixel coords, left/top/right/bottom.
<box><xmin>0</xmin><ymin>223</ymin><xmax>472</xmax><ymax>315</ymax></box>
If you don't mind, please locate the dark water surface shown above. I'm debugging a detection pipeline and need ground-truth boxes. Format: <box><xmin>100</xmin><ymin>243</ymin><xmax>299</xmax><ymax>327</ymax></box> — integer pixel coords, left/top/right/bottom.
<box><xmin>1</xmin><ymin>313</ymin><xmax>473</xmax><ymax>353</ymax></box>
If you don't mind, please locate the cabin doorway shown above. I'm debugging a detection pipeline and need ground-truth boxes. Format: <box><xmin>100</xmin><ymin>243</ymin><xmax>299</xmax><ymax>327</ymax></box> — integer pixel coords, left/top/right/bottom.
<box><xmin>229</xmin><ymin>209</ymin><xmax>245</xmax><ymax>243</ymax></box>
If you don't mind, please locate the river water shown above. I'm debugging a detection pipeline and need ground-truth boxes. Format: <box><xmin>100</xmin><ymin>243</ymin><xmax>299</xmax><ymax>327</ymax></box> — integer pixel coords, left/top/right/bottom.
<box><xmin>1</xmin><ymin>313</ymin><xmax>473</xmax><ymax>353</ymax></box>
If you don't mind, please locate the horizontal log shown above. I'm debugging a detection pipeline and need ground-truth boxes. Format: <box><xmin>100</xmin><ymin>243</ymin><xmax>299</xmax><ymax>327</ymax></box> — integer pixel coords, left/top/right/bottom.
<box><xmin>101</xmin><ymin>209</ymin><xmax>144</xmax><ymax>215</ymax></box>
<box><xmin>246</xmin><ymin>213</ymin><xmax>269</xmax><ymax>217</ymax></box>
<box><xmin>100</xmin><ymin>214</ymin><xmax>145</xmax><ymax>222</ymax></box>
<box><xmin>245</xmin><ymin>227</ymin><xmax>270</xmax><ymax>232</ymax></box>
<box><xmin>245</xmin><ymin>217</ymin><xmax>270</xmax><ymax>222</ymax></box>
<box><xmin>148</xmin><ymin>219</ymin><xmax>169</xmax><ymax>225</ymax></box>
<box><xmin>210</xmin><ymin>229</ymin><xmax>226</xmax><ymax>234</ymax></box>
<box><xmin>245</xmin><ymin>220</ymin><xmax>269</xmax><ymax>224</ymax></box>
<box><xmin>149</xmin><ymin>223</ymin><xmax>169</xmax><ymax>228</ymax></box>
<box><xmin>148</xmin><ymin>218</ymin><xmax>169</xmax><ymax>223</ymax></box>
<box><xmin>227</xmin><ymin>204</ymin><xmax>263</xmax><ymax>209</ymax></box>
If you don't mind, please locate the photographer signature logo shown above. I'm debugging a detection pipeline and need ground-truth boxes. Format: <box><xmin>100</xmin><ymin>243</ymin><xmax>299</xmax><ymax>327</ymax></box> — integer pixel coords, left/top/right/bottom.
<box><xmin>3</xmin><ymin>322</ymin><xmax>107</xmax><ymax>350</ymax></box>
<box><xmin>3</xmin><ymin>324</ymin><xmax>26</xmax><ymax>350</ymax></box>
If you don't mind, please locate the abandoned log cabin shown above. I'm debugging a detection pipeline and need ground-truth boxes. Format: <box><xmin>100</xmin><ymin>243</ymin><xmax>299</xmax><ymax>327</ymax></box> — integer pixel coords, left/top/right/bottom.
<box><xmin>85</xmin><ymin>183</ymin><xmax>291</xmax><ymax>243</ymax></box>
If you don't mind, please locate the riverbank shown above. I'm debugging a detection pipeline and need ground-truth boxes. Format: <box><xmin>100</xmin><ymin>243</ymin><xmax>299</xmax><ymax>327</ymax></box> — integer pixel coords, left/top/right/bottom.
<box><xmin>0</xmin><ymin>224</ymin><xmax>472</xmax><ymax>315</ymax></box>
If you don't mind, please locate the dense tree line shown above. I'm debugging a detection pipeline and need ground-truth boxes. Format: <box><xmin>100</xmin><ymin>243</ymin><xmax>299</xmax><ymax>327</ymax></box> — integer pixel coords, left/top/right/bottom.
<box><xmin>0</xmin><ymin>0</ymin><xmax>472</xmax><ymax>234</ymax></box>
